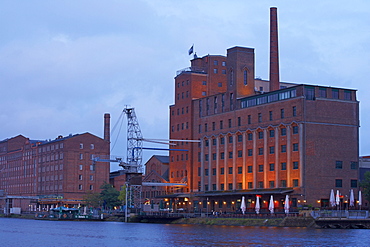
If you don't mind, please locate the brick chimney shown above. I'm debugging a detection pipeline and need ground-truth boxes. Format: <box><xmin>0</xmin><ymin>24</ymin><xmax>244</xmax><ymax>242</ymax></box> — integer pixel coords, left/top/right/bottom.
<box><xmin>104</xmin><ymin>113</ymin><xmax>110</xmax><ymax>143</ymax></box>
<box><xmin>269</xmin><ymin>7</ymin><xmax>280</xmax><ymax>91</ymax></box>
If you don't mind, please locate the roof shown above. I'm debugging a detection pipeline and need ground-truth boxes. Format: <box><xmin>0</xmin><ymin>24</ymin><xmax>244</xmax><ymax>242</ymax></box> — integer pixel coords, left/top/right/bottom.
<box><xmin>153</xmin><ymin>155</ymin><xmax>169</xmax><ymax>164</ymax></box>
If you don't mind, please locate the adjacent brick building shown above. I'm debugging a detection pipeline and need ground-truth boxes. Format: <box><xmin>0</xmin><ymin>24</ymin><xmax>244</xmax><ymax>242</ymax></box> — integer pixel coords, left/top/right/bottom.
<box><xmin>0</xmin><ymin>114</ymin><xmax>110</xmax><ymax>212</ymax></box>
<box><xmin>168</xmin><ymin>7</ymin><xmax>360</xmax><ymax>213</ymax></box>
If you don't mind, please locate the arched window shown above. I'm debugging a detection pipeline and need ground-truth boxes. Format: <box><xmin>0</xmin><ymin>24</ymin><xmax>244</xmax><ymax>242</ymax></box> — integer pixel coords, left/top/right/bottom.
<box><xmin>244</xmin><ymin>70</ymin><xmax>248</xmax><ymax>85</ymax></box>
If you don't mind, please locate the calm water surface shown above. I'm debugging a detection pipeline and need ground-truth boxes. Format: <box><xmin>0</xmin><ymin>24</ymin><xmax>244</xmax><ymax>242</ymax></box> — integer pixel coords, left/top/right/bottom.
<box><xmin>1</xmin><ymin>218</ymin><xmax>369</xmax><ymax>246</ymax></box>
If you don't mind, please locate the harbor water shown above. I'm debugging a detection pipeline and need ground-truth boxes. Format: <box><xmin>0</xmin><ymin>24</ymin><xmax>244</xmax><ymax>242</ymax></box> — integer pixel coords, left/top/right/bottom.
<box><xmin>1</xmin><ymin>218</ymin><xmax>370</xmax><ymax>246</ymax></box>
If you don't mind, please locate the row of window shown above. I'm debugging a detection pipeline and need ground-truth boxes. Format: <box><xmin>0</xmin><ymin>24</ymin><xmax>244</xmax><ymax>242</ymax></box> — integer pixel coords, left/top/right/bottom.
<box><xmin>199</xmin><ymin>162</ymin><xmax>299</xmax><ymax>176</ymax></box>
<box><xmin>335</xmin><ymin>161</ymin><xmax>358</xmax><ymax>170</ymax></box>
<box><xmin>201</xmin><ymin>126</ymin><xmax>299</xmax><ymax>143</ymax></box>
<box><xmin>201</xmin><ymin>144</ymin><xmax>299</xmax><ymax>161</ymax></box>
<box><xmin>200</xmin><ymin>179</ymin><xmax>299</xmax><ymax>191</ymax></box>
<box><xmin>38</xmin><ymin>143</ymin><xmax>64</xmax><ymax>153</ymax></box>
<box><xmin>305</xmin><ymin>86</ymin><xmax>353</xmax><ymax>101</ymax></box>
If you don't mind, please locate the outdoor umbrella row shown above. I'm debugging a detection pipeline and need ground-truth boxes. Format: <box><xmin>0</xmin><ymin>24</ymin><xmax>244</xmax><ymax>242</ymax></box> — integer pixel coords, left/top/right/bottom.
<box><xmin>240</xmin><ymin>195</ymin><xmax>290</xmax><ymax>214</ymax></box>
<box><xmin>330</xmin><ymin>189</ymin><xmax>362</xmax><ymax>208</ymax></box>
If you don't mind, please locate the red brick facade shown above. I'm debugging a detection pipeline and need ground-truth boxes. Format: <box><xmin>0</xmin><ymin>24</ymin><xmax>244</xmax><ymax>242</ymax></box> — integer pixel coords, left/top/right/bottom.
<box><xmin>0</xmin><ymin>115</ymin><xmax>110</xmax><ymax>211</ymax></box>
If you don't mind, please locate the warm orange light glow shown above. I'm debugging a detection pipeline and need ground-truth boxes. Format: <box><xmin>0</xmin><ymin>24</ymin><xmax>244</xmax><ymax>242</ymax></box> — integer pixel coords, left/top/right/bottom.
<box><xmin>223</xmin><ymin>201</ymin><xmax>226</xmax><ymax>204</ymax></box>
<box><xmin>215</xmin><ymin>201</ymin><xmax>218</xmax><ymax>204</ymax></box>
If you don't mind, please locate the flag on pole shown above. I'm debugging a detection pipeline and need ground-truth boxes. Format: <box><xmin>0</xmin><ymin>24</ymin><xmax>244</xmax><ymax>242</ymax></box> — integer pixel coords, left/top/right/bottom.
<box><xmin>188</xmin><ymin>45</ymin><xmax>194</xmax><ymax>55</ymax></box>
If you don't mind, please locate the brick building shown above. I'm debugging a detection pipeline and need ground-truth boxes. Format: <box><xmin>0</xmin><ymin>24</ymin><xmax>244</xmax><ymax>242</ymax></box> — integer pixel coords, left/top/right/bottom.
<box><xmin>168</xmin><ymin>7</ymin><xmax>359</xmax><ymax>213</ymax></box>
<box><xmin>0</xmin><ymin>114</ymin><xmax>110</xmax><ymax>212</ymax></box>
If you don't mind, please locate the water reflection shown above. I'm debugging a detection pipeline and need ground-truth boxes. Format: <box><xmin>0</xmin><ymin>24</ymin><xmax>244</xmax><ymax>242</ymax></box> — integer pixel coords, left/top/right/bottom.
<box><xmin>1</xmin><ymin>218</ymin><xmax>369</xmax><ymax>246</ymax></box>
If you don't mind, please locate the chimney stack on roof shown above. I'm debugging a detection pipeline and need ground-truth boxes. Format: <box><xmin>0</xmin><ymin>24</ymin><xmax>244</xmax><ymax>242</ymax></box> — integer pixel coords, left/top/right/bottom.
<box><xmin>104</xmin><ymin>113</ymin><xmax>110</xmax><ymax>143</ymax></box>
<box><xmin>269</xmin><ymin>7</ymin><xmax>280</xmax><ymax>92</ymax></box>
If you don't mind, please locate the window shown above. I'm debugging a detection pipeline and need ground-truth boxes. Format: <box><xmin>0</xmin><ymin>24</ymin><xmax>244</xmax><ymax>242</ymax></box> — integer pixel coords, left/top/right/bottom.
<box><xmin>281</xmin><ymin>180</ymin><xmax>287</xmax><ymax>187</ymax></box>
<box><xmin>244</xmin><ymin>70</ymin><xmax>248</xmax><ymax>85</ymax></box>
<box><xmin>258</xmin><ymin>181</ymin><xmax>264</xmax><ymax>188</ymax></box>
<box><xmin>79</xmin><ymin>165</ymin><xmax>83</xmax><ymax>170</ymax></box>
<box><xmin>351</xmin><ymin>162</ymin><xmax>358</xmax><ymax>169</ymax></box>
<box><xmin>218</xmin><ymin>82</ymin><xmax>222</xmax><ymax>87</ymax></box>
<box><xmin>90</xmin><ymin>175</ymin><xmax>93</xmax><ymax>181</ymax></box>
<box><xmin>269</xmin><ymin>146</ymin><xmax>275</xmax><ymax>154</ymax></box>
<box><xmin>336</xmin><ymin>161</ymin><xmax>343</xmax><ymax>169</ymax></box>
<box><xmin>214</xmin><ymin>68</ymin><xmax>218</xmax><ymax>74</ymax></box>
<box><xmin>281</xmin><ymin>128</ymin><xmax>286</xmax><ymax>136</ymax></box>
<box><xmin>238</xmin><ymin>167</ymin><xmax>242</xmax><ymax>174</ymax></box>
<box><xmin>247</xmin><ymin>166</ymin><xmax>252</xmax><ymax>173</ymax></box>
<box><xmin>79</xmin><ymin>175</ymin><xmax>82</xmax><ymax>180</ymax></box>
<box><xmin>248</xmin><ymin>149</ymin><xmax>253</xmax><ymax>156</ymax></box>
<box><xmin>332</xmin><ymin>89</ymin><xmax>339</xmax><ymax>99</ymax></box>
<box><xmin>220</xmin><ymin>152</ymin><xmax>225</xmax><ymax>160</ymax></box>
<box><xmin>205</xmin><ymin>169</ymin><xmax>209</xmax><ymax>176</ymax></box>
<box><xmin>293</xmin><ymin>161</ymin><xmax>299</xmax><ymax>169</ymax></box>
<box><xmin>238</xmin><ymin>117</ymin><xmax>241</xmax><ymax>126</ymax></box>
<box><xmin>293</xmin><ymin>126</ymin><xmax>299</xmax><ymax>134</ymax></box>
<box><xmin>228</xmin><ymin>119</ymin><xmax>232</xmax><ymax>128</ymax></box>
<box><xmin>212</xmin><ymin>153</ymin><xmax>216</xmax><ymax>160</ymax></box>
<box><xmin>228</xmin><ymin>183</ymin><xmax>233</xmax><ymax>190</ymax></box>
<box><xmin>258</xmin><ymin>165</ymin><xmax>263</xmax><ymax>172</ymax></box>
<box><xmin>269</xmin><ymin>163</ymin><xmax>275</xmax><ymax>171</ymax></box>
<box><xmin>221</xmin><ymin>183</ymin><xmax>224</xmax><ymax>190</ymax></box>
<box><xmin>220</xmin><ymin>120</ymin><xmax>223</xmax><ymax>129</ymax></box>
<box><xmin>335</xmin><ymin>179</ymin><xmax>342</xmax><ymax>188</ymax></box>
<box><xmin>90</xmin><ymin>165</ymin><xmax>95</xmax><ymax>171</ymax></box>
<box><xmin>220</xmin><ymin>137</ymin><xmax>225</xmax><ymax>144</ymax></box>
<box><xmin>319</xmin><ymin>88</ymin><xmax>327</xmax><ymax>98</ymax></box>
<box><xmin>212</xmin><ymin>184</ymin><xmax>216</xmax><ymax>191</ymax></box>
<box><xmin>281</xmin><ymin>162</ymin><xmax>287</xmax><ymax>170</ymax></box>
<box><xmin>248</xmin><ymin>182</ymin><xmax>253</xmax><ymax>189</ymax></box>
<box><xmin>228</xmin><ymin>136</ymin><xmax>233</xmax><ymax>143</ymax></box>
<box><xmin>238</xmin><ymin>135</ymin><xmax>242</xmax><ymax>142</ymax></box>
<box><xmin>228</xmin><ymin>167</ymin><xmax>233</xmax><ymax>174</ymax></box>
<box><xmin>202</xmin><ymin>80</ymin><xmax>207</xmax><ymax>85</ymax></box>
<box><xmin>344</xmin><ymin>90</ymin><xmax>352</xmax><ymax>100</ymax></box>
<box><xmin>212</xmin><ymin>168</ymin><xmax>216</xmax><ymax>176</ymax></box>
<box><xmin>89</xmin><ymin>185</ymin><xmax>93</xmax><ymax>190</ymax></box>
<box><xmin>258</xmin><ymin>148</ymin><xmax>263</xmax><ymax>155</ymax></box>
<box><xmin>79</xmin><ymin>153</ymin><xmax>83</xmax><ymax>160</ymax></box>
<box><xmin>238</xmin><ymin>150</ymin><xmax>242</xmax><ymax>157</ymax></box>
<box><xmin>293</xmin><ymin>179</ymin><xmax>299</xmax><ymax>187</ymax></box>
<box><xmin>212</xmin><ymin>122</ymin><xmax>216</xmax><ymax>131</ymax></box>
<box><xmin>281</xmin><ymin>109</ymin><xmax>285</xmax><ymax>119</ymax></box>
<box><xmin>269</xmin><ymin>111</ymin><xmax>273</xmax><ymax>121</ymax></box>
<box><xmin>214</xmin><ymin>60</ymin><xmax>218</xmax><ymax>66</ymax></box>
<box><xmin>220</xmin><ymin>167</ymin><xmax>224</xmax><ymax>175</ymax></box>
<box><xmin>258</xmin><ymin>113</ymin><xmax>262</xmax><ymax>123</ymax></box>
<box><xmin>292</xmin><ymin>106</ymin><xmax>297</xmax><ymax>117</ymax></box>
<box><xmin>351</xmin><ymin>179</ymin><xmax>357</xmax><ymax>188</ymax></box>
<box><xmin>293</xmin><ymin>143</ymin><xmax>298</xmax><ymax>151</ymax></box>
<box><xmin>305</xmin><ymin>86</ymin><xmax>315</xmax><ymax>100</ymax></box>
<box><xmin>248</xmin><ymin>133</ymin><xmax>253</xmax><ymax>140</ymax></box>
<box><xmin>258</xmin><ymin>132</ymin><xmax>263</xmax><ymax>139</ymax></box>
<box><xmin>80</xmin><ymin>143</ymin><xmax>83</xmax><ymax>149</ymax></box>
<box><xmin>205</xmin><ymin>154</ymin><xmax>209</xmax><ymax>161</ymax></box>
<box><xmin>79</xmin><ymin>184</ymin><xmax>82</xmax><ymax>190</ymax></box>
<box><xmin>269</xmin><ymin>181</ymin><xmax>275</xmax><ymax>188</ymax></box>
<box><xmin>228</xmin><ymin>152</ymin><xmax>233</xmax><ymax>159</ymax></box>
<box><xmin>212</xmin><ymin>139</ymin><xmax>216</xmax><ymax>146</ymax></box>
<box><xmin>222</xmin><ymin>61</ymin><xmax>226</xmax><ymax>66</ymax></box>
<box><xmin>281</xmin><ymin>145</ymin><xmax>286</xmax><ymax>153</ymax></box>
<box><xmin>269</xmin><ymin>129</ymin><xmax>275</xmax><ymax>137</ymax></box>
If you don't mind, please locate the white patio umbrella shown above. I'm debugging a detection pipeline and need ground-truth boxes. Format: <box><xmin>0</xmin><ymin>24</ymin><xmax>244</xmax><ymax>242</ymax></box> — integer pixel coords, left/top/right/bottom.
<box><xmin>349</xmin><ymin>189</ymin><xmax>355</xmax><ymax>207</ymax></box>
<box><xmin>359</xmin><ymin>190</ymin><xmax>362</xmax><ymax>209</ymax></box>
<box><xmin>284</xmin><ymin>195</ymin><xmax>290</xmax><ymax>214</ymax></box>
<box><xmin>255</xmin><ymin>196</ymin><xmax>260</xmax><ymax>214</ymax></box>
<box><xmin>330</xmin><ymin>189</ymin><xmax>336</xmax><ymax>207</ymax></box>
<box><xmin>269</xmin><ymin>195</ymin><xmax>274</xmax><ymax>214</ymax></box>
<box><xmin>241</xmin><ymin>196</ymin><xmax>246</xmax><ymax>214</ymax></box>
<box><xmin>336</xmin><ymin>190</ymin><xmax>340</xmax><ymax>206</ymax></box>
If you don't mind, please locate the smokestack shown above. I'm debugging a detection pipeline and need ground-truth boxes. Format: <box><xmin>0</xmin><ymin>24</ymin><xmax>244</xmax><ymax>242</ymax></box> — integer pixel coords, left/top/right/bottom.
<box><xmin>104</xmin><ymin>113</ymin><xmax>110</xmax><ymax>143</ymax></box>
<box><xmin>269</xmin><ymin>7</ymin><xmax>280</xmax><ymax>91</ymax></box>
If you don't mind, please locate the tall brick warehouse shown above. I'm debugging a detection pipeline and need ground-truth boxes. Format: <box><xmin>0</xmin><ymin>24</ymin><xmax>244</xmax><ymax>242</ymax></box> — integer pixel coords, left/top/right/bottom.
<box><xmin>168</xmin><ymin>7</ymin><xmax>359</xmax><ymax>212</ymax></box>
<box><xmin>0</xmin><ymin>114</ymin><xmax>110</xmax><ymax>212</ymax></box>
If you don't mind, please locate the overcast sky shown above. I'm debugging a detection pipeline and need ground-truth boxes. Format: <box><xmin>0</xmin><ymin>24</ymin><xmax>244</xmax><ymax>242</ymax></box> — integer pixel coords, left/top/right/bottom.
<box><xmin>1</xmin><ymin>1</ymin><xmax>369</xmax><ymax>171</ymax></box>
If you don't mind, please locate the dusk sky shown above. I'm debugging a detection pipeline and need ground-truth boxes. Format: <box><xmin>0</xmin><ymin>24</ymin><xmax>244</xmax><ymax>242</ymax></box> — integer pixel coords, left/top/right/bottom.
<box><xmin>1</xmin><ymin>1</ymin><xmax>369</xmax><ymax>171</ymax></box>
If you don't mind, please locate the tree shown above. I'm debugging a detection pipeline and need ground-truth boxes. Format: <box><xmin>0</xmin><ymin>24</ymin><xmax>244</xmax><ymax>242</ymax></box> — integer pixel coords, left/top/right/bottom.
<box><xmin>100</xmin><ymin>182</ymin><xmax>121</xmax><ymax>209</ymax></box>
<box><xmin>83</xmin><ymin>192</ymin><xmax>103</xmax><ymax>208</ymax></box>
<box><xmin>118</xmin><ymin>184</ymin><xmax>127</xmax><ymax>205</ymax></box>
<box><xmin>359</xmin><ymin>171</ymin><xmax>370</xmax><ymax>204</ymax></box>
